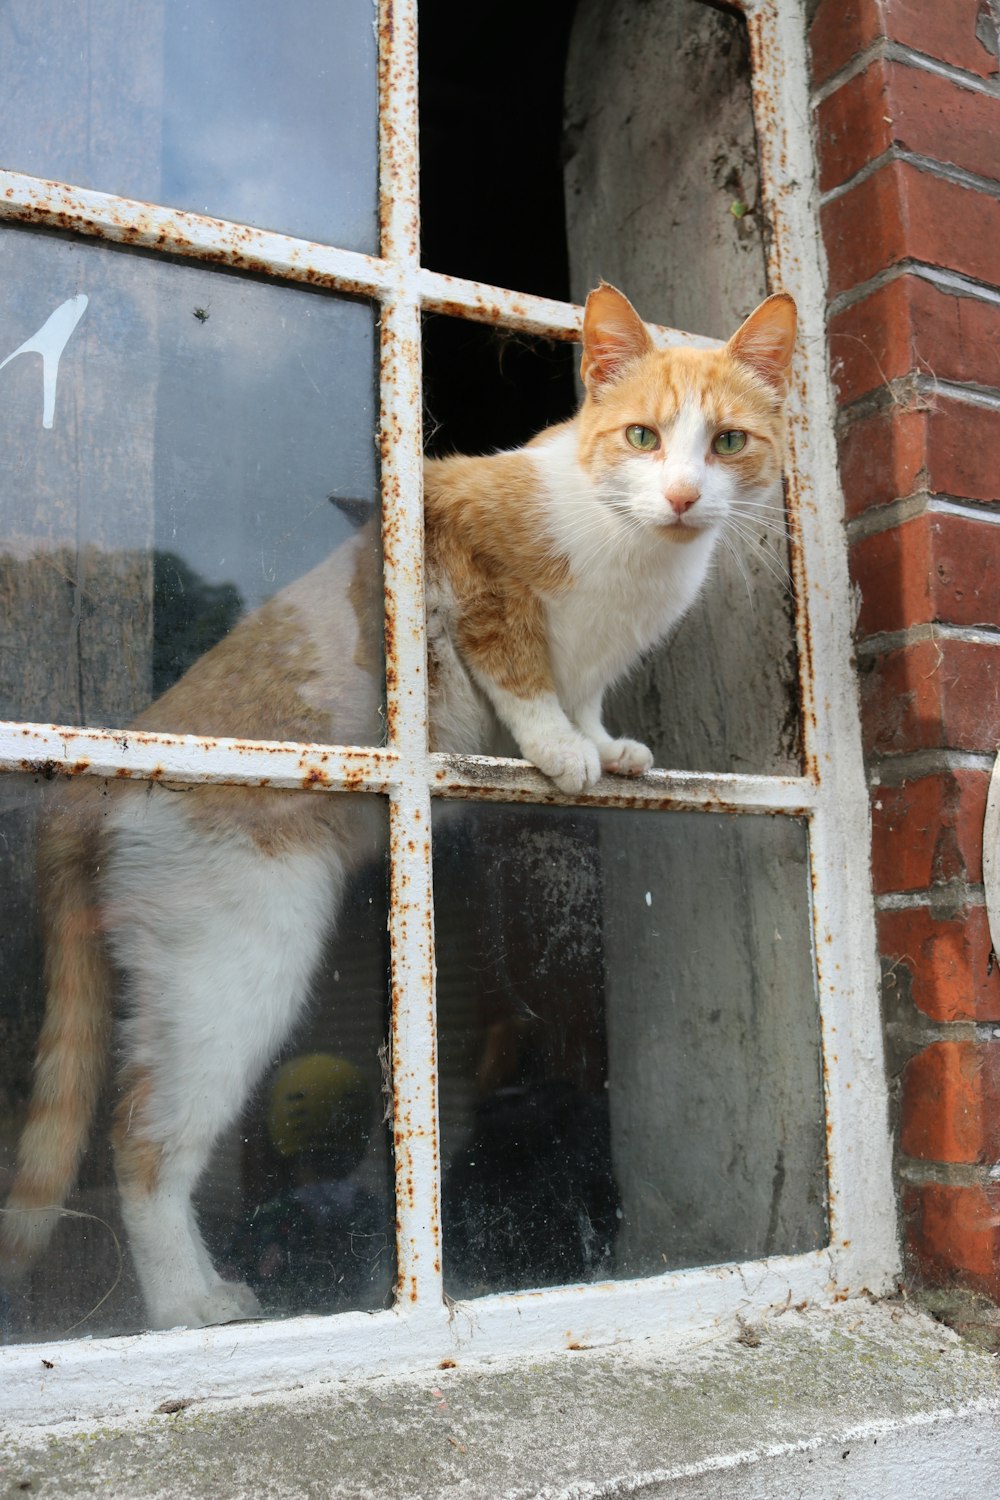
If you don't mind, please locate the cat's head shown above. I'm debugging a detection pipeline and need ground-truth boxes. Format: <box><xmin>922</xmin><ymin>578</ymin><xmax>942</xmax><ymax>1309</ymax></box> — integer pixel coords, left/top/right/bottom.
<box><xmin>575</xmin><ymin>283</ymin><xmax>796</xmax><ymax>541</ymax></box>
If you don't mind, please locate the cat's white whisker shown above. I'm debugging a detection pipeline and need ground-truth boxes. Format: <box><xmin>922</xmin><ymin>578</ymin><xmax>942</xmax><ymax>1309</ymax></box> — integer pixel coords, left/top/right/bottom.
<box><xmin>720</xmin><ymin>532</ymin><xmax>755</xmax><ymax>610</ymax></box>
<box><xmin>731</xmin><ymin>515</ymin><xmax>791</xmax><ymax>542</ymax></box>
<box><xmin>724</xmin><ymin>520</ymin><xmax>794</xmax><ymax>592</ymax></box>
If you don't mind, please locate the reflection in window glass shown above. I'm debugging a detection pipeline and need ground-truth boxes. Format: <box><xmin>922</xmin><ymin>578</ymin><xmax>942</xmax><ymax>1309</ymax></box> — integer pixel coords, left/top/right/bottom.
<box><xmin>0</xmin><ymin>229</ymin><xmax>382</xmax><ymax>737</ymax></box>
<box><xmin>0</xmin><ymin>775</ymin><xmax>392</xmax><ymax>1342</ymax></box>
<box><xmin>434</xmin><ymin>803</ymin><xmax>826</xmax><ymax>1298</ymax></box>
<box><xmin>0</xmin><ymin>0</ymin><xmax>378</xmax><ymax>252</ymax></box>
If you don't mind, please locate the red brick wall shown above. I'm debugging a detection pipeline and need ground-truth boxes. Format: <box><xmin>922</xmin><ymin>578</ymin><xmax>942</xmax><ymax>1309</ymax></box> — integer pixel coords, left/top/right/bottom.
<box><xmin>809</xmin><ymin>0</ymin><xmax>1000</xmax><ymax>1300</ymax></box>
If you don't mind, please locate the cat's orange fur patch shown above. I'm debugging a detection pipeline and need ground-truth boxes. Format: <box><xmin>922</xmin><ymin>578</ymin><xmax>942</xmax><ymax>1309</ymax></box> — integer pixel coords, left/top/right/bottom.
<box><xmin>130</xmin><ymin>545</ymin><xmax>379</xmax><ymax>855</ymax></box>
<box><xmin>112</xmin><ymin>1069</ymin><xmax>163</xmax><ymax>1195</ymax></box>
<box><xmin>424</xmin><ymin>450</ymin><xmax>570</xmax><ymax>698</ymax></box>
<box><xmin>1</xmin><ymin>805</ymin><xmax>110</xmax><ymax>1253</ymax></box>
<box><xmin>134</xmin><ymin>599</ymin><xmax>332</xmax><ymax>745</ymax></box>
<box><xmin>577</xmin><ymin>346</ymin><xmax>787</xmax><ymax>492</ymax></box>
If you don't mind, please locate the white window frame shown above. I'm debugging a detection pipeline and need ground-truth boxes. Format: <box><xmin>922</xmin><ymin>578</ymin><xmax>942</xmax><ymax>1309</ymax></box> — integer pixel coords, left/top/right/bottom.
<box><xmin>0</xmin><ymin>0</ymin><xmax>897</xmax><ymax>1425</ymax></box>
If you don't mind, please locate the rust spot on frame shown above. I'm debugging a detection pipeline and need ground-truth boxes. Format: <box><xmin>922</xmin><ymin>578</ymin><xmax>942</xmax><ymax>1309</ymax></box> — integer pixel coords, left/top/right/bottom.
<box><xmin>0</xmin><ymin>182</ymin><xmax>384</xmax><ymax>299</ymax></box>
<box><xmin>20</xmin><ymin>759</ymin><xmax>59</xmax><ymax>780</ymax></box>
<box><xmin>301</xmin><ymin>766</ymin><xmax>332</xmax><ymax>789</ymax></box>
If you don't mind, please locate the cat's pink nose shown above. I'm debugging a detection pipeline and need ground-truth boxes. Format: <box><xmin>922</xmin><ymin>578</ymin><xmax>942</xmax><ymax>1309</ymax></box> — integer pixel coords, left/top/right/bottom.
<box><xmin>665</xmin><ymin>484</ymin><xmax>699</xmax><ymax>515</ymax></box>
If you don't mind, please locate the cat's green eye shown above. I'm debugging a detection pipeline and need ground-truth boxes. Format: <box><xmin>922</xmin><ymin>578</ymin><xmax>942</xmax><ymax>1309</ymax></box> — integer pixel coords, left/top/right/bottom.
<box><xmin>713</xmin><ymin>429</ymin><xmax>747</xmax><ymax>455</ymax></box>
<box><xmin>625</xmin><ymin>424</ymin><xmax>659</xmax><ymax>451</ymax></box>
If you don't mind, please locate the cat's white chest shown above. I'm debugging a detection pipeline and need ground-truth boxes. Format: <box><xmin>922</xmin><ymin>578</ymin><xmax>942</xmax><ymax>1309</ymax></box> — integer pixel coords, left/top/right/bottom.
<box><xmin>529</xmin><ymin>432</ymin><xmax>717</xmax><ymax>705</ymax></box>
<box><xmin>546</xmin><ymin>546</ymin><xmax>711</xmax><ymax>706</ymax></box>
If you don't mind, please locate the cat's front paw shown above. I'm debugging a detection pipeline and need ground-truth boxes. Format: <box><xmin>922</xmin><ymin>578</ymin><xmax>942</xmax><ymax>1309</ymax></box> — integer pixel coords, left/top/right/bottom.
<box><xmin>600</xmin><ymin>738</ymin><xmax>654</xmax><ymax>778</ymax></box>
<box><xmin>527</xmin><ymin>733</ymin><xmax>602</xmax><ymax>795</ymax></box>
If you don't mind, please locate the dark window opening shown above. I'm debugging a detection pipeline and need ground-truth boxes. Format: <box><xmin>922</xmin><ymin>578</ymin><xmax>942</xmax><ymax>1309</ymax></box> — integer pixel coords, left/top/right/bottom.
<box><xmin>418</xmin><ymin>0</ymin><xmax>579</xmax><ymax>457</ymax></box>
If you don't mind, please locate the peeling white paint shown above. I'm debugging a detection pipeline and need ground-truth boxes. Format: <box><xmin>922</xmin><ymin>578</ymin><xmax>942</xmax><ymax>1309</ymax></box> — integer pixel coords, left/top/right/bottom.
<box><xmin>983</xmin><ymin>750</ymin><xmax>1000</xmax><ymax>956</ymax></box>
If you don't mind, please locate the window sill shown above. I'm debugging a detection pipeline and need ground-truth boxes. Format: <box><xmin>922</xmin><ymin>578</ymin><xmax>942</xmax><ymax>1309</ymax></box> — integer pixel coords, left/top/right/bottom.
<box><xmin>3</xmin><ymin>1301</ymin><xmax>998</xmax><ymax>1497</ymax></box>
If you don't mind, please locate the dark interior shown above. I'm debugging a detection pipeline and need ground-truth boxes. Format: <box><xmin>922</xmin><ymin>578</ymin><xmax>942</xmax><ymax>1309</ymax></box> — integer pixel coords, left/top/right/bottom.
<box><xmin>418</xmin><ymin>0</ymin><xmax>579</xmax><ymax>457</ymax></box>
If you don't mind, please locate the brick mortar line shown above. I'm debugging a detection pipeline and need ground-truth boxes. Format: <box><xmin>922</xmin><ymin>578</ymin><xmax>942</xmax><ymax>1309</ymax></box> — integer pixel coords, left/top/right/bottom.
<box><xmin>896</xmin><ymin>1159</ymin><xmax>1000</xmax><ymax>1187</ymax></box>
<box><xmin>856</xmin><ymin>622</ymin><xmax>1000</xmax><ymax>658</ymax></box>
<box><xmin>925</xmin><ymin>377</ymin><xmax>1000</xmax><ymax>411</ymax></box>
<box><xmin>875</xmin><ymin>886</ymin><xmax>987</xmax><ymax>913</ymax></box>
<box><xmin>831</xmin><ymin>378</ymin><xmax>925</xmax><ymax>430</ymax></box>
<box><xmin>911</xmin><ymin>262</ymin><xmax>1000</xmax><ymax>306</ymax></box>
<box><xmin>818</xmin><ymin>146</ymin><xmax>893</xmax><ymax>208</ymax></box>
<box><xmin>886</xmin><ymin>1018</ymin><xmax>981</xmax><ymax>1048</ymax></box>
<box><xmin>876</xmin><ymin>885</ymin><xmax>987</xmax><ymax>909</ymax></box>
<box><xmin>845</xmin><ymin>495</ymin><xmax>1000</xmax><ymax>545</ymax></box>
<box><xmin>820</xmin><ymin>145</ymin><xmax>1000</xmax><ymax>210</ymax></box>
<box><xmin>866</xmin><ymin>747</ymin><xmax>998</xmax><ymax>783</ymax></box>
<box><xmin>827</xmin><ymin>260</ymin><xmax>1000</xmax><ymax>319</ymax></box>
<box><xmin>810</xmin><ymin>38</ymin><xmax>1000</xmax><ymax>109</ymax></box>
<box><xmin>835</xmin><ymin>373</ymin><xmax>1000</xmax><ymax>431</ymax></box>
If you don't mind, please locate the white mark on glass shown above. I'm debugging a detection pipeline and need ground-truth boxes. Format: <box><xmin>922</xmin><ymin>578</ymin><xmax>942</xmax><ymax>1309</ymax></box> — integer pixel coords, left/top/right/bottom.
<box><xmin>0</xmin><ymin>294</ymin><xmax>89</xmax><ymax>429</ymax></box>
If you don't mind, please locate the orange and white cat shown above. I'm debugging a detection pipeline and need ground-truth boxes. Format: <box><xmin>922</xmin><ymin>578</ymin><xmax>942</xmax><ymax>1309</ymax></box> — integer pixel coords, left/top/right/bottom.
<box><xmin>1</xmin><ymin>284</ymin><xmax>795</xmax><ymax>1330</ymax></box>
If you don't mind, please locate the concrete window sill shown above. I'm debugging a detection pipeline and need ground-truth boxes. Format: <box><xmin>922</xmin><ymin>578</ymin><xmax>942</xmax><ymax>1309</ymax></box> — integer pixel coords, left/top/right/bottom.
<box><xmin>3</xmin><ymin>1302</ymin><xmax>999</xmax><ymax>1498</ymax></box>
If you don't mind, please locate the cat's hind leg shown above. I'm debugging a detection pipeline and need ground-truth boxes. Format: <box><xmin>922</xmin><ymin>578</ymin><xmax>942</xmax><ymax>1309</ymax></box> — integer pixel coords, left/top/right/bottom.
<box><xmin>113</xmin><ymin>1092</ymin><xmax>256</xmax><ymax>1329</ymax></box>
<box><xmin>105</xmin><ymin>797</ymin><xmax>344</xmax><ymax>1329</ymax></box>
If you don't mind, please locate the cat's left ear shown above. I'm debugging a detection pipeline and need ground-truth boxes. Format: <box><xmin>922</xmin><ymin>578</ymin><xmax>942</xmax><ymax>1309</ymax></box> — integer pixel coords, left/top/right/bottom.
<box><xmin>726</xmin><ymin>293</ymin><xmax>797</xmax><ymax>395</ymax></box>
<box><xmin>581</xmin><ymin>282</ymin><xmax>655</xmax><ymax>394</ymax></box>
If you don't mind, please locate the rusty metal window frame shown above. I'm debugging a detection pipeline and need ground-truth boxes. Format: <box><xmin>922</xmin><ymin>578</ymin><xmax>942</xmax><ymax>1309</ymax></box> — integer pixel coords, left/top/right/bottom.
<box><xmin>0</xmin><ymin>0</ymin><xmax>897</xmax><ymax>1422</ymax></box>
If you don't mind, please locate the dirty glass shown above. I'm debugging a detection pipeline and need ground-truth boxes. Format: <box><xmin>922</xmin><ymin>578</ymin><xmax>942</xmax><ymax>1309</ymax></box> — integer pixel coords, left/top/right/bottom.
<box><xmin>0</xmin><ymin>228</ymin><xmax>383</xmax><ymax>738</ymax></box>
<box><xmin>0</xmin><ymin>774</ymin><xmax>389</xmax><ymax>1338</ymax></box>
<box><xmin>434</xmin><ymin>803</ymin><xmax>826</xmax><ymax>1297</ymax></box>
<box><xmin>0</xmin><ymin>0</ymin><xmax>378</xmax><ymax>253</ymax></box>
<box><xmin>0</xmin><ymin>772</ymin><xmax>393</xmax><ymax>1342</ymax></box>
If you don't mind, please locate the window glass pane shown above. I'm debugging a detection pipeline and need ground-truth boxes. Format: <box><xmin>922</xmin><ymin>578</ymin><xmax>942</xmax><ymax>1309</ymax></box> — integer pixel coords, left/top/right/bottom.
<box><xmin>0</xmin><ymin>773</ymin><xmax>392</xmax><ymax>1340</ymax></box>
<box><xmin>0</xmin><ymin>0</ymin><xmax>378</xmax><ymax>252</ymax></box>
<box><xmin>434</xmin><ymin>803</ymin><xmax>826</xmax><ymax>1298</ymax></box>
<box><xmin>0</xmin><ymin>228</ymin><xmax>382</xmax><ymax>739</ymax></box>
<box><xmin>422</xmin><ymin>308</ymin><xmax>797</xmax><ymax>780</ymax></box>
<box><xmin>421</xmin><ymin>0</ymin><xmax>800</xmax><ymax>777</ymax></box>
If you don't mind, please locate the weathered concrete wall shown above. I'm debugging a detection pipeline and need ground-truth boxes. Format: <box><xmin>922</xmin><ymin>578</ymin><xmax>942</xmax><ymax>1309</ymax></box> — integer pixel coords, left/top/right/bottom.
<box><xmin>599</xmin><ymin>811</ymin><xmax>826</xmax><ymax>1274</ymax></box>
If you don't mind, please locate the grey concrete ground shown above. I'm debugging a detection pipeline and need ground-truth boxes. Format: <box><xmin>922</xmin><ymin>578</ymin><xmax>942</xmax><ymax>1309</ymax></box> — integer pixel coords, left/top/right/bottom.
<box><xmin>2</xmin><ymin>1302</ymin><xmax>999</xmax><ymax>1499</ymax></box>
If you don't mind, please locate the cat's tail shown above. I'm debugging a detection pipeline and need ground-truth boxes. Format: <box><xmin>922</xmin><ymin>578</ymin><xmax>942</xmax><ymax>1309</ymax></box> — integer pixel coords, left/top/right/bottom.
<box><xmin>1</xmin><ymin>800</ymin><xmax>111</xmax><ymax>1278</ymax></box>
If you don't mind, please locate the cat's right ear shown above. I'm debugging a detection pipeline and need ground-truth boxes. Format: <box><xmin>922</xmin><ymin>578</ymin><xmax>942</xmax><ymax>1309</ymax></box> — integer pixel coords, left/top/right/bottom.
<box><xmin>581</xmin><ymin>283</ymin><xmax>655</xmax><ymax>394</ymax></box>
<box><xmin>726</xmin><ymin>293</ymin><xmax>797</xmax><ymax>395</ymax></box>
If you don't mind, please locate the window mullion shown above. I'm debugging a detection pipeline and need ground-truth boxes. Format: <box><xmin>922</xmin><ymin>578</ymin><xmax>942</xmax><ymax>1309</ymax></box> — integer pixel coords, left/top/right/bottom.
<box><xmin>377</xmin><ymin>0</ymin><xmax>443</xmax><ymax>1317</ymax></box>
<box><xmin>0</xmin><ymin>167</ymin><xmax>392</xmax><ymax>298</ymax></box>
<box><xmin>745</xmin><ymin>0</ymin><xmax>898</xmax><ymax>1285</ymax></box>
<box><xmin>0</xmin><ymin>721</ymin><xmax>397</xmax><ymax>790</ymax></box>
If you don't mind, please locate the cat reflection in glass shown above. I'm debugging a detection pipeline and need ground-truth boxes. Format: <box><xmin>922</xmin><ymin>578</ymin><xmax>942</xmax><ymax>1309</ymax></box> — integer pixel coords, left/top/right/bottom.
<box><xmin>1</xmin><ymin>284</ymin><xmax>795</xmax><ymax>1329</ymax></box>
